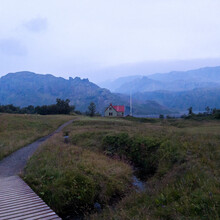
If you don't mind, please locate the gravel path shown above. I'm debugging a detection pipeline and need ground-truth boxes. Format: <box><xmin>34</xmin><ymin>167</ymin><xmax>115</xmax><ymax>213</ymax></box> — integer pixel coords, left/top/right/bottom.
<box><xmin>0</xmin><ymin>119</ymin><xmax>74</xmax><ymax>177</ymax></box>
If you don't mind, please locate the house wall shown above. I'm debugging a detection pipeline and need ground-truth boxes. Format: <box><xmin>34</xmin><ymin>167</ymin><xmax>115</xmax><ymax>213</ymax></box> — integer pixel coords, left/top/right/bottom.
<box><xmin>104</xmin><ymin>107</ymin><xmax>118</xmax><ymax>117</ymax></box>
<box><xmin>117</xmin><ymin>112</ymin><xmax>124</xmax><ymax>117</ymax></box>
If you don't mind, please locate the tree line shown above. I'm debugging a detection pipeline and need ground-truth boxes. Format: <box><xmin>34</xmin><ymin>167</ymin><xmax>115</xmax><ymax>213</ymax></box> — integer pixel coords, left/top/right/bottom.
<box><xmin>0</xmin><ymin>99</ymin><xmax>75</xmax><ymax>115</ymax></box>
<box><xmin>157</xmin><ymin>106</ymin><xmax>220</xmax><ymax>120</ymax></box>
<box><xmin>0</xmin><ymin>99</ymin><xmax>99</xmax><ymax>116</ymax></box>
<box><xmin>183</xmin><ymin>106</ymin><xmax>220</xmax><ymax>119</ymax></box>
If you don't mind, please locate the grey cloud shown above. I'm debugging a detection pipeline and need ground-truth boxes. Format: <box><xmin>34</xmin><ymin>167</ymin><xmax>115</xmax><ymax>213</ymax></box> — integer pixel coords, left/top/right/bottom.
<box><xmin>0</xmin><ymin>0</ymin><xmax>220</xmax><ymax>81</ymax></box>
<box><xmin>0</xmin><ymin>38</ymin><xmax>27</xmax><ymax>56</ymax></box>
<box><xmin>24</xmin><ymin>17</ymin><xmax>48</xmax><ymax>32</ymax></box>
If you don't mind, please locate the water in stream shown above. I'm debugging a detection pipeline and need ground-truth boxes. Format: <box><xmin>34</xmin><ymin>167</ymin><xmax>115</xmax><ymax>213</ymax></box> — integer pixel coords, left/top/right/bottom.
<box><xmin>132</xmin><ymin>175</ymin><xmax>146</xmax><ymax>192</ymax></box>
<box><xmin>64</xmin><ymin>174</ymin><xmax>145</xmax><ymax>219</ymax></box>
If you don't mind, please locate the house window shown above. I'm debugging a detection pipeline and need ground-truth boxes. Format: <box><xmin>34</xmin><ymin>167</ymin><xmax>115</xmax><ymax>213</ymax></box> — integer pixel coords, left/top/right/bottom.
<box><xmin>109</xmin><ymin>107</ymin><xmax>112</xmax><ymax>110</ymax></box>
<box><xmin>109</xmin><ymin>112</ymin><xmax>113</xmax><ymax>116</ymax></box>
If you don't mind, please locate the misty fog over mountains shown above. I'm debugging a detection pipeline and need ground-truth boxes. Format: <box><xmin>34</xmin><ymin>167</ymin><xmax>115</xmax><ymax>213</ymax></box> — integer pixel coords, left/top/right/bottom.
<box><xmin>99</xmin><ymin>66</ymin><xmax>220</xmax><ymax>112</ymax></box>
<box><xmin>100</xmin><ymin>66</ymin><xmax>220</xmax><ymax>93</ymax></box>
<box><xmin>1</xmin><ymin>66</ymin><xmax>220</xmax><ymax>114</ymax></box>
<box><xmin>0</xmin><ymin>71</ymin><xmax>171</xmax><ymax>115</ymax></box>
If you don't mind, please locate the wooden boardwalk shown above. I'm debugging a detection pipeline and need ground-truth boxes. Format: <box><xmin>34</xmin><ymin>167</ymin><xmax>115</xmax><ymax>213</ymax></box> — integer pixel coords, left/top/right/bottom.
<box><xmin>0</xmin><ymin>120</ymin><xmax>75</xmax><ymax>219</ymax></box>
<box><xmin>0</xmin><ymin>176</ymin><xmax>61</xmax><ymax>219</ymax></box>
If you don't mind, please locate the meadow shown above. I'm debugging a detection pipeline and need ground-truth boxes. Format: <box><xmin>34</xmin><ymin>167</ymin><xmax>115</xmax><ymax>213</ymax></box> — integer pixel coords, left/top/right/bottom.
<box><xmin>0</xmin><ymin>114</ymin><xmax>74</xmax><ymax>160</ymax></box>
<box><xmin>23</xmin><ymin>116</ymin><xmax>220</xmax><ymax>219</ymax></box>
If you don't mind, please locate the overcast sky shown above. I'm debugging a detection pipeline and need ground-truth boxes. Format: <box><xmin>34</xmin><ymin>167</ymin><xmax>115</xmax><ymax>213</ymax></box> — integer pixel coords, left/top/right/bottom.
<box><xmin>0</xmin><ymin>0</ymin><xmax>220</xmax><ymax>82</ymax></box>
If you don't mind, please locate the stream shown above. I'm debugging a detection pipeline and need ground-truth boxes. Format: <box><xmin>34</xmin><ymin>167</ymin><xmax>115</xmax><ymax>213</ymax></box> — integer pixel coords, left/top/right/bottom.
<box><xmin>64</xmin><ymin>174</ymin><xmax>146</xmax><ymax>220</ymax></box>
<box><xmin>132</xmin><ymin>175</ymin><xmax>146</xmax><ymax>192</ymax></box>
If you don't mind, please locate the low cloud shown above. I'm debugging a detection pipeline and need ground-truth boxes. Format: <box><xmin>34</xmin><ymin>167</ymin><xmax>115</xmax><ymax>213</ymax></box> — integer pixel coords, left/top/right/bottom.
<box><xmin>0</xmin><ymin>38</ymin><xmax>27</xmax><ymax>56</ymax></box>
<box><xmin>24</xmin><ymin>17</ymin><xmax>48</xmax><ymax>32</ymax></box>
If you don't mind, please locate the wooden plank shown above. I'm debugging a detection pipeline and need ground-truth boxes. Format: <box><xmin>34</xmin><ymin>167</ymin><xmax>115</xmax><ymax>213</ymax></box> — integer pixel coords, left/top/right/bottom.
<box><xmin>13</xmin><ymin>210</ymin><xmax>58</xmax><ymax>220</ymax></box>
<box><xmin>0</xmin><ymin>176</ymin><xmax>61</xmax><ymax>220</ymax></box>
<box><xmin>0</xmin><ymin>191</ymin><xmax>37</xmax><ymax>199</ymax></box>
<box><xmin>0</xmin><ymin>205</ymin><xmax>59</xmax><ymax>220</ymax></box>
<box><xmin>0</xmin><ymin>191</ymin><xmax>36</xmax><ymax>199</ymax></box>
<box><xmin>0</xmin><ymin>188</ymin><xmax>33</xmax><ymax>193</ymax></box>
<box><xmin>0</xmin><ymin>193</ymin><xmax>40</xmax><ymax>203</ymax></box>
<box><xmin>36</xmin><ymin>216</ymin><xmax>61</xmax><ymax>220</ymax></box>
<box><xmin>0</xmin><ymin>202</ymin><xmax>46</xmax><ymax>212</ymax></box>
<box><xmin>0</xmin><ymin>197</ymin><xmax>41</xmax><ymax>208</ymax></box>
<box><xmin>0</xmin><ymin>206</ymin><xmax>50</xmax><ymax>218</ymax></box>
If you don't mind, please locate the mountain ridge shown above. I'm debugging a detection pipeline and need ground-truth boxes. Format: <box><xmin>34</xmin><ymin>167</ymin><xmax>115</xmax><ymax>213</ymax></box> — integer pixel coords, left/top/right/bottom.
<box><xmin>0</xmin><ymin>71</ymin><xmax>172</xmax><ymax>115</ymax></box>
<box><xmin>133</xmin><ymin>87</ymin><xmax>220</xmax><ymax>111</ymax></box>
<box><xmin>99</xmin><ymin>66</ymin><xmax>220</xmax><ymax>93</ymax></box>
<box><xmin>148</xmin><ymin>66</ymin><xmax>220</xmax><ymax>82</ymax></box>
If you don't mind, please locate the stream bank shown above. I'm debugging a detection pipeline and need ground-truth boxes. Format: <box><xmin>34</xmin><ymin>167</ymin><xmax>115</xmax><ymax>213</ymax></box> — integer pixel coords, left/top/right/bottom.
<box><xmin>63</xmin><ymin>173</ymin><xmax>146</xmax><ymax>220</ymax></box>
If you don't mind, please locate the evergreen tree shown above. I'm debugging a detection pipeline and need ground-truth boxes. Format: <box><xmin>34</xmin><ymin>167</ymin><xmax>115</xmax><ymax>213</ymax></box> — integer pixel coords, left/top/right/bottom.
<box><xmin>188</xmin><ymin>107</ymin><xmax>193</xmax><ymax>115</ymax></box>
<box><xmin>88</xmin><ymin>102</ymin><xmax>96</xmax><ymax>117</ymax></box>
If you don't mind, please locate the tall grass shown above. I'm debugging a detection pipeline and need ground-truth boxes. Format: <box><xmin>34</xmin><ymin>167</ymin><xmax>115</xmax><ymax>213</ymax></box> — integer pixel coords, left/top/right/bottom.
<box><xmin>23</xmin><ymin>116</ymin><xmax>220</xmax><ymax>219</ymax></box>
<box><xmin>24</xmin><ymin>133</ymin><xmax>132</xmax><ymax>217</ymax></box>
<box><xmin>85</xmin><ymin>118</ymin><xmax>220</xmax><ymax>220</ymax></box>
<box><xmin>0</xmin><ymin>113</ymin><xmax>74</xmax><ymax>160</ymax></box>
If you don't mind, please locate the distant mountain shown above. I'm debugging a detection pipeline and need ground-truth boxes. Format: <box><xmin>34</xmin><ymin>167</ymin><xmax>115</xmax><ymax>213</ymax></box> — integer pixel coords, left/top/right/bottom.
<box><xmin>100</xmin><ymin>66</ymin><xmax>220</xmax><ymax>94</ymax></box>
<box><xmin>133</xmin><ymin>88</ymin><xmax>220</xmax><ymax>111</ymax></box>
<box><xmin>0</xmin><ymin>71</ymin><xmax>172</xmax><ymax>115</ymax></box>
<box><xmin>148</xmin><ymin>66</ymin><xmax>220</xmax><ymax>82</ymax></box>
<box><xmin>115</xmin><ymin>77</ymin><xmax>163</xmax><ymax>93</ymax></box>
<box><xmin>96</xmin><ymin>58</ymin><xmax>220</xmax><ymax>85</ymax></box>
<box><xmin>114</xmin><ymin>77</ymin><xmax>219</xmax><ymax>94</ymax></box>
<box><xmin>99</xmin><ymin>75</ymin><xmax>142</xmax><ymax>92</ymax></box>
<box><xmin>99</xmin><ymin>66</ymin><xmax>220</xmax><ymax>111</ymax></box>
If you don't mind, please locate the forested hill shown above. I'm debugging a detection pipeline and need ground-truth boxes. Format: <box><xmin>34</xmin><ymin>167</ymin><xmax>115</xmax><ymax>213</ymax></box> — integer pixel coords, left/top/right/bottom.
<box><xmin>0</xmin><ymin>71</ymin><xmax>171</xmax><ymax>115</ymax></box>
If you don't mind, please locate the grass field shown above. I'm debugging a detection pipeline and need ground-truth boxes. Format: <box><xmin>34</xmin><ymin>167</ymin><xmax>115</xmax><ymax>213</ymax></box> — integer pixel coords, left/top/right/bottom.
<box><xmin>23</xmin><ymin>116</ymin><xmax>220</xmax><ymax>219</ymax></box>
<box><xmin>0</xmin><ymin>114</ymin><xmax>74</xmax><ymax>160</ymax></box>
<box><xmin>24</xmin><ymin>133</ymin><xmax>132</xmax><ymax>217</ymax></box>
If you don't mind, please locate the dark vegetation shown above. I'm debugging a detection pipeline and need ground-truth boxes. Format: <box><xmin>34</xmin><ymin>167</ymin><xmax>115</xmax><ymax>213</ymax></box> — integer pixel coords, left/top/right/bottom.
<box><xmin>0</xmin><ymin>98</ymin><xmax>75</xmax><ymax>115</ymax></box>
<box><xmin>87</xmin><ymin>102</ymin><xmax>96</xmax><ymax>117</ymax></box>
<box><xmin>182</xmin><ymin>107</ymin><xmax>220</xmax><ymax>120</ymax></box>
<box><xmin>23</xmin><ymin>117</ymin><xmax>220</xmax><ymax>219</ymax></box>
<box><xmin>35</xmin><ymin>99</ymin><xmax>74</xmax><ymax>115</ymax></box>
<box><xmin>86</xmin><ymin>102</ymin><xmax>98</xmax><ymax>117</ymax></box>
<box><xmin>103</xmin><ymin>133</ymin><xmax>164</xmax><ymax>178</ymax></box>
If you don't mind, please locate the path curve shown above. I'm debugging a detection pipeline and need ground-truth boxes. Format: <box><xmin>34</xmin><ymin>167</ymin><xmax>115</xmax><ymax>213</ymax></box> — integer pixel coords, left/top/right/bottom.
<box><xmin>0</xmin><ymin>119</ymin><xmax>74</xmax><ymax>177</ymax></box>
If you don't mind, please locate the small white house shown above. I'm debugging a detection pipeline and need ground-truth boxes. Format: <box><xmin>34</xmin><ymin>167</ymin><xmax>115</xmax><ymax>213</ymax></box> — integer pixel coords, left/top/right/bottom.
<box><xmin>104</xmin><ymin>103</ymin><xmax>125</xmax><ymax>117</ymax></box>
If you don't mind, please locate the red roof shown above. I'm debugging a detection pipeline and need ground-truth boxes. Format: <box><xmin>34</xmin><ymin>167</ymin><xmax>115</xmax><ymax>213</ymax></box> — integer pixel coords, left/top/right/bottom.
<box><xmin>113</xmin><ymin>105</ymin><xmax>125</xmax><ymax>113</ymax></box>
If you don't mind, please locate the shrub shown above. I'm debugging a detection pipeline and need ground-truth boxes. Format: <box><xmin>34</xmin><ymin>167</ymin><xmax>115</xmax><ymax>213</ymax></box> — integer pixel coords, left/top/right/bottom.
<box><xmin>103</xmin><ymin>133</ymin><xmax>182</xmax><ymax>179</ymax></box>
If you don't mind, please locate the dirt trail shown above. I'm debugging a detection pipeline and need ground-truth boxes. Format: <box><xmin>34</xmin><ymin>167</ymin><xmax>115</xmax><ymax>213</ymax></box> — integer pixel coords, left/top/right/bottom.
<box><xmin>0</xmin><ymin>119</ymin><xmax>74</xmax><ymax>177</ymax></box>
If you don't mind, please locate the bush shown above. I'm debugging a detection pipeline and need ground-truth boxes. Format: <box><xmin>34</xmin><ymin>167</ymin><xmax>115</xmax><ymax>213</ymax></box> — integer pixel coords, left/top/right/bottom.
<box><xmin>214</xmin><ymin>110</ymin><xmax>220</xmax><ymax>119</ymax></box>
<box><xmin>103</xmin><ymin>133</ymin><xmax>182</xmax><ymax>179</ymax></box>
